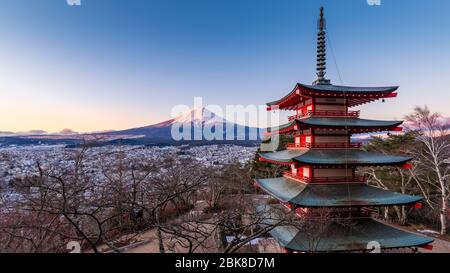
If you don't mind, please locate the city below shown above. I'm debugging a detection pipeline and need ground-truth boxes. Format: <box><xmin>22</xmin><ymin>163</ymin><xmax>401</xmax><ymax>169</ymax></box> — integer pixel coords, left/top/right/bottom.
<box><xmin>0</xmin><ymin>144</ymin><xmax>258</xmax><ymax>190</ymax></box>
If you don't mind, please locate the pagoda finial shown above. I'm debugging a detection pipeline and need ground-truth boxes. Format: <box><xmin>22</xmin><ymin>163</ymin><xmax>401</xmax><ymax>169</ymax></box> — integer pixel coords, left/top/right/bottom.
<box><xmin>313</xmin><ymin>6</ymin><xmax>331</xmax><ymax>85</ymax></box>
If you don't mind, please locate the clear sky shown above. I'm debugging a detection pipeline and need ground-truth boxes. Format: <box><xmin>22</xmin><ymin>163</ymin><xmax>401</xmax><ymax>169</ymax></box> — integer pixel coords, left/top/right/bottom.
<box><xmin>1</xmin><ymin>0</ymin><xmax>449</xmax><ymax>133</ymax></box>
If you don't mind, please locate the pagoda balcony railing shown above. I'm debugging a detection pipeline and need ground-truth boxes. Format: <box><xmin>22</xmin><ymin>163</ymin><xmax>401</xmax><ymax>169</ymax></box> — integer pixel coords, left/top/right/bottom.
<box><xmin>288</xmin><ymin>115</ymin><xmax>300</xmax><ymax>121</ymax></box>
<box><xmin>288</xmin><ymin>110</ymin><xmax>360</xmax><ymax>121</ymax></box>
<box><xmin>308</xmin><ymin>110</ymin><xmax>360</xmax><ymax>117</ymax></box>
<box><xmin>283</xmin><ymin>171</ymin><xmax>366</xmax><ymax>183</ymax></box>
<box><xmin>288</xmin><ymin>115</ymin><xmax>303</xmax><ymax>121</ymax></box>
<box><xmin>287</xmin><ymin>142</ymin><xmax>362</xmax><ymax>149</ymax></box>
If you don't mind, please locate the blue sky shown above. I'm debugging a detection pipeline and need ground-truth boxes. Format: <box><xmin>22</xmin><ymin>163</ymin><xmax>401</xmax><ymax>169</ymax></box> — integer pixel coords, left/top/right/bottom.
<box><xmin>1</xmin><ymin>0</ymin><xmax>449</xmax><ymax>132</ymax></box>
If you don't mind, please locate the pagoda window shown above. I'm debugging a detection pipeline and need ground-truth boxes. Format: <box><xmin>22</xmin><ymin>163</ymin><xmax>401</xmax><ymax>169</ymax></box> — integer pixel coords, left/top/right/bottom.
<box><xmin>301</xmin><ymin>135</ymin><xmax>309</xmax><ymax>146</ymax></box>
<box><xmin>303</xmin><ymin>167</ymin><xmax>312</xmax><ymax>178</ymax></box>
<box><xmin>291</xmin><ymin>164</ymin><xmax>298</xmax><ymax>176</ymax></box>
<box><xmin>305</xmin><ymin>136</ymin><xmax>312</xmax><ymax>144</ymax></box>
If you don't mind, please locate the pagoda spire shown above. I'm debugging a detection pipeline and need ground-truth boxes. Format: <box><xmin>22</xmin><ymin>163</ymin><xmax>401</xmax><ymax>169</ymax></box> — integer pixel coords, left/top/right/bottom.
<box><xmin>313</xmin><ymin>7</ymin><xmax>331</xmax><ymax>85</ymax></box>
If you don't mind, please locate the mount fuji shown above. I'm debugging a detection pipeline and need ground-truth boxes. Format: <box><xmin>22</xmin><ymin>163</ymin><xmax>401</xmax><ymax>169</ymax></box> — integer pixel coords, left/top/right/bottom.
<box><xmin>104</xmin><ymin>107</ymin><xmax>263</xmax><ymax>144</ymax></box>
<box><xmin>0</xmin><ymin>107</ymin><xmax>263</xmax><ymax>147</ymax></box>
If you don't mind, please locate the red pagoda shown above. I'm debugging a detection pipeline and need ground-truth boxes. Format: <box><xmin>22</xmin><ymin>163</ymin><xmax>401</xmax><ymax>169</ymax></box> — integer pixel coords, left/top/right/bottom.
<box><xmin>255</xmin><ymin>7</ymin><xmax>433</xmax><ymax>252</ymax></box>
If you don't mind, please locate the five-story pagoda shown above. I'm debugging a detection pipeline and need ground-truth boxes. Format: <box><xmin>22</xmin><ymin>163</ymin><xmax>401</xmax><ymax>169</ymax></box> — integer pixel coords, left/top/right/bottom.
<box><xmin>255</xmin><ymin>7</ymin><xmax>433</xmax><ymax>253</ymax></box>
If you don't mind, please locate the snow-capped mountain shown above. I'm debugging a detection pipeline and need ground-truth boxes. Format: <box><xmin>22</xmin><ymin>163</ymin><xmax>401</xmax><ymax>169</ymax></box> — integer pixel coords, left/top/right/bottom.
<box><xmin>0</xmin><ymin>107</ymin><xmax>263</xmax><ymax>146</ymax></box>
<box><xmin>174</xmin><ymin>107</ymin><xmax>226</xmax><ymax>126</ymax></box>
<box><xmin>107</xmin><ymin>107</ymin><xmax>263</xmax><ymax>142</ymax></box>
<box><xmin>149</xmin><ymin>107</ymin><xmax>228</xmax><ymax>128</ymax></box>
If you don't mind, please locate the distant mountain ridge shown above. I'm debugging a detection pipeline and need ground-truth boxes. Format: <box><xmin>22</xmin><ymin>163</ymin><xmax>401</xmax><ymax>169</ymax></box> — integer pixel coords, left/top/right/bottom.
<box><xmin>106</xmin><ymin>107</ymin><xmax>263</xmax><ymax>141</ymax></box>
<box><xmin>0</xmin><ymin>107</ymin><xmax>263</xmax><ymax>146</ymax></box>
<box><xmin>9</xmin><ymin>107</ymin><xmax>448</xmax><ymax>147</ymax></box>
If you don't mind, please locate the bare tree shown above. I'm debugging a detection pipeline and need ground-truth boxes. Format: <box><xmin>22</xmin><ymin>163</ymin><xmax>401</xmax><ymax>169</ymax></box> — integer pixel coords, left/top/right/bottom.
<box><xmin>160</xmin><ymin>213</ymin><xmax>216</xmax><ymax>253</ymax></box>
<box><xmin>140</xmin><ymin>158</ymin><xmax>209</xmax><ymax>253</ymax></box>
<box><xmin>215</xmin><ymin>198</ymin><xmax>288</xmax><ymax>253</ymax></box>
<box><xmin>363</xmin><ymin>133</ymin><xmax>421</xmax><ymax>224</ymax></box>
<box><xmin>209</xmin><ymin>163</ymin><xmax>293</xmax><ymax>254</ymax></box>
<box><xmin>0</xmin><ymin>200</ymin><xmax>72</xmax><ymax>253</ymax></box>
<box><xmin>289</xmin><ymin>207</ymin><xmax>338</xmax><ymax>252</ymax></box>
<box><xmin>1</xmin><ymin>146</ymin><xmax>117</xmax><ymax>252</ymax></box>
<box><xmin>100</xmin><ymin>148</ymin><xmax>157</xmax><ymax>235</ymax></box>
<box><xmin>365</xmin><ymin>167</ymin><xmax>415</xmax><ymax>224</ymax></box>
<box><xmin>405</xmin><ymin>106</ymin><xmax>450</xmax><ymax>234</ymax></box>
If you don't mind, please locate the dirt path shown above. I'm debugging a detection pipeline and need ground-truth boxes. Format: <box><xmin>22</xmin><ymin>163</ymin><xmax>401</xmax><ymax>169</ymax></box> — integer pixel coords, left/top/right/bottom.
<box><xmin>100</xmin><ymin>195</ymin><xmax>450</xmax><ymax>253</ymax></box>
<box><xmin>423</xmin><ymin>237</ymin><xmax>450</xmax><ymax>253</ymax></box>
<box><xmin>380</xmin><ymin>221</ymin><xmax>450</xmax><ymax>253</ymax></box>
<box><xmin>121</xmin><ymin>222</ymin><xmax>450</xmax><ymax>253</ymax></box>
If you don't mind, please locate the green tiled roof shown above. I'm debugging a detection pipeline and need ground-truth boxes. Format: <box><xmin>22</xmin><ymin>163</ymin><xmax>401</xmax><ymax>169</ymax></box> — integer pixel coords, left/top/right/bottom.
<box><xmin>267</xmin><ymin>83</ymin><xmax>398</xmax><ymax>106</ymax></box>
<box><xmin>258</xmin><ymin>205</ymin><xmax>433</xmax><ymax>252</ymax></box>
<box><xmin>259</xmin><ymin>149</ymin><xmax>308</xmax><ymax>164</ymax></box>
<box><xmin>299</xmin><ymin>117</ymin><xmax>402</xmax><ymax>128</ymax></box>
<box><xmin>259</xmin><ymin>149</ymin><xmax>412</xmax><ymax>166</ymax></box>
<box><xmin>268</xmin><ymin>121</ymin><xmax>296</xmax><ymax>132</ymax></box>
<box><xmin>298</xmin><ymin>83</ymin><xmax>398</xmax><ymax>93</ymax></box>
<box><xmin>254</xmin><ymin>177</ymin><xmax>422</xmax><ymax>207</ymax></box>
<box><xmin>268</xmin><ymin>117</ymin><xmax>402</xmax><ymax>133</ymax></box>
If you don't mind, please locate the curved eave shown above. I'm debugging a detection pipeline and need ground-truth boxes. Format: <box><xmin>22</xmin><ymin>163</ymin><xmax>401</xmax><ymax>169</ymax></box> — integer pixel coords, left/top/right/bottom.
<box><xmin>282</xmin><ymin>218</ymin><xmax>433</xmax><ymax>252</ymax></box>
<box><xmin>266</xmin><ymin>118</ymin><xmax>403</xmax><ymax>136</ymax></box>
<box><xmin>297</xmin><ymin>83</ymin><xmax>399</xmax><ymax>93</ymax></box>
<box><xmin>297</xmin><ymin>118</ymin><xmax>403</xmax><ymax>130</ymax></box>
<box><xmin>259</xmin><ymin>149</ymin><xmax>308</xmax><ymax>165</ymax></box>
<box><xmin>267</xmin><ymin>83</ymin><xmax>399</xmax><ymax>109</ymax></box>
<box><xmin>266</xmin><ymin>121</ymin><xmax>297</xmax><ymax>135</ymax></box>
<box><xmin>258</xmin><ymin>205</ymin><xmax>434</xmax><ymax>252</ymax></box>
<box><xmin>260</xmin><ymin>149</ymin><xmax>412</xmax><ymax>167</ymax></box>
<box><xmin>266</xmin><ymin>84</ymin><xmax>302</xmax><ymax>110</ymax></box>
<box><xmin>294</xmin><ymin>149</ymin><xmax>412</xmax><ymax>166</ymax></box>
<box><xmin>254</xmin><ymin>177</ymin><xmax>422</xmax><ymax>207</ymax></box>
